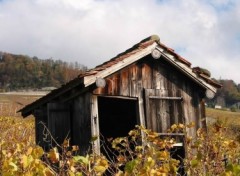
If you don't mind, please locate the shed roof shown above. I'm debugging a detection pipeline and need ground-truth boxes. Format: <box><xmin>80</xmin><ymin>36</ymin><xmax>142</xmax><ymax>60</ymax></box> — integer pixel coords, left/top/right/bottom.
<box><xmin>19</xmin><ymin>35</ymin><xmax>221</xmax><ymax>117</ymax></box>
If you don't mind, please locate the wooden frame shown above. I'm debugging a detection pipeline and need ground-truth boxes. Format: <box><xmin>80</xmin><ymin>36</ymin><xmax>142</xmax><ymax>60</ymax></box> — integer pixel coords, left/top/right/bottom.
<box><xmin>90</xmin><ymin>95</ymin><xmax>100</xmax><ymax>154</ymax></box>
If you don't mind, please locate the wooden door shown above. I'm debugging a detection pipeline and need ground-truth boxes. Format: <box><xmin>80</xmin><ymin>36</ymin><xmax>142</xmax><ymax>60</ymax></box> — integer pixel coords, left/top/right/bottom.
<box><xmin>144</xmin><ymin>88</ymin><xmax>185</xmax><ymax>174</ymax></box>
<box><xmin>47</xmin><ymin>103</ymin><xmax>71</xmax><ymax>146</ymax></box>
<box><xmin>144</xmin><ymin>89</ymin><xmax>183</xmax><ymax>133</ymax></box>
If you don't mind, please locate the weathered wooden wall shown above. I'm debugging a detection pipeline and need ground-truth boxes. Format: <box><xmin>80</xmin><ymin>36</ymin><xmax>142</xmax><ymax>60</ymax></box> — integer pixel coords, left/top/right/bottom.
<box><xmin>34</xmin><ymin>106</ymin><xmax>48</xmax><ymax>149</ymax></box>
<box><xmin>34</xmin><ymin>103</ymin><xmax>71</xmax><ymax>150</ymax></box>
<box><xmin>93</xmin><ymin>55</ymin><xmax>206</xmax><ymax>135</ymax></box>
<box><xmin>47</xmin><ymin>103</ymin><xmax>71</xmax><ymax>146</ymax></box>
<box><xmin>34</xmin><ymin>54</ymin><xmax>206</xmax><ymax>152</ymax></box>
<box><xmin>72</xmin><ymin>92</ymin><xmax>92</xmax><ymax>155</ymax></box>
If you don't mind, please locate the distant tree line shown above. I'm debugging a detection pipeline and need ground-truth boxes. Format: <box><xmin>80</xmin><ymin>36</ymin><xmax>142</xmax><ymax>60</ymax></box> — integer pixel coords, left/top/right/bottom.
<box><xmin>207</xmin><ymin>79</ymin><xmax>240</xmax><ymax>108</ymax></box>
<box><xmin>0</xmin><ymin>52</ymin><xmax>87</xmax><ymax>91</ymax></box>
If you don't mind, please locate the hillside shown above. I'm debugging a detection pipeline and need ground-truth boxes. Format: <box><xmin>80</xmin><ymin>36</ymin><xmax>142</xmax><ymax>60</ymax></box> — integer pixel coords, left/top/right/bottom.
<box><xmin>0</xmin><ymin>52</ymin><xmax>239</xmax><ymax>109</ymax></box>
<box><xmin>0</xmin><ymin>52</ymin><xmax>87</xmax><ymax>91</ymax></box>
<box><xmin>206</xmin><ymin>79</ymin><xmax>240</xmax><ymax>109</ymax></box>
<box><xmin>206</xmin><ymin>107</ymin><xmax>240</xmax><ymax>126</ymax></box>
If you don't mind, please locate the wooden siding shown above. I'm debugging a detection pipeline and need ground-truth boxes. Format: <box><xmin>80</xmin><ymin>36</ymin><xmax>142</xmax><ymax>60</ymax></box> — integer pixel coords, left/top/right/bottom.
<box><xmin>47</xmin><ymin>103</ymin><xmax>71</xmax><ymax>146</ymax></box>
<box><xmin>34</xmin><ymin>106</ymin><xmax>48</xmax><ymax>150</ymax></box>
<box><xmin>144</xmin><ymin>88</ymin><xmax>183</xmax><ymax>137</ymax></box>
<box><xmin>72</xmin><ymin>92</ymin><xmax>92</xmax><ymax>155</ymax></box>
<box><xmin>33</xmin><ymin>54</ymin><xmax>207</xmax><ymax>153</ymax></box>
<box><xmin>93</xmin><ymin>55</ymin><xmax>206</xmax><ymax>135</ymax></box>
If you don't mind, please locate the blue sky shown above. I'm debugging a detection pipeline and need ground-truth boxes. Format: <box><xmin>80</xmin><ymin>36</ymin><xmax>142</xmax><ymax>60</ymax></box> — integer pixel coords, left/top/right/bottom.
<box><xmin>0</xmin><ymin>0</ymin><xmax>240</xmax><ymax>83</ymax></box>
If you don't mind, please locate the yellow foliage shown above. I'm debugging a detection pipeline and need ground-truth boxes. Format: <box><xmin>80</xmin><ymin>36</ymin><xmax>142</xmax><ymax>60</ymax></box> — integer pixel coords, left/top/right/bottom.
<box><xmin>1</xmin><ymin>115</ymin><xmax>240</xmax><ymax>175</ymax></box>
<box><xmin>48</xmin><ymin>147</ymin><xmax>59</xmax><ymax>163</ymax></box>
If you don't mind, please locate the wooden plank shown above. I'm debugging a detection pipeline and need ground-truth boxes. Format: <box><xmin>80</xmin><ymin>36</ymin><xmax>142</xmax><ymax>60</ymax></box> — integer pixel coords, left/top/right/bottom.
<box><xmin>182</xmin><ymin>81</ymin><xmax>196</xmax><ymax>138</ymax></box>
<box><xmin>90</xmin><ymin>94</ymin><xmax>100</xmax><ymax>154</ymax></box>
<box><xmin>60</xmin><ymin>86</ymin><xmax>89</xmax><ymax>103</ymax></box>
<box><xmin>136</xmin><ymin>64</ymin><xmax>143</xmax><ymax>97</ymax></box>
<box><xmin>158</xmin><ymin>133</ymin><xmax>185</xmax><ymax>136</ymax></box>
<box><xmin>72</xmin><ymin>93</ymin><xmax>91</xmax><ymax>155</ymax></box>
<box><xmin>138</xmin><ymin>93</ymin><xmax>146</xmax><ymax>127</ymax></box>
<box><xmin>176</xmin><ymin>89</ymin><xmax>184</xmax><ymax>125</ymax></box>
<box><xmin>149</xmin><ymin>96</ymin><xmax>183</xmax><ymax>100</ymax></box>
<box><xmin>47</xmin><ymin>103</ymin><xmax>71</xmax><ymax>146</ymax></box>
<box><xmin>145</xmin><ymin>89</ymin><xmax>170</xmax><ymax>133</ymax></box>
<box><xmin>95</xmin><ymin>95</ymin><xmax>137</xmax><ymax>100</ymax></box>
<box><xmin>152</xmin><ymin>61</ymin><xmax>161</xmax><ymax>89</ymax></box>
<box><xmin>146</xmin><ymin>88</ymin><xmax>185</xmax><ymax>133</ymax></box>
<box><xmin>173</xmin><ymin>143</ymin><xmax>183</xmax><ymax>147</ymax></box>
<box><xmin>108</xmin><ymin>73</ymin><xmax>120</xmax><ymax>95</ymax></box>
<box><xmin>144</xmin><ymin>89</ymin><xmax>154</xmax><ymax>130</ymax></box>
<box><xmin>167</xmin><ymin>75</ymin><xmax>176</xmax><ymax>126</ymax></box>
<box><xmin>142</xmin><ymin>61</ymin><xmax>153</xmax><ymax>89</ymax></box>
<box><xmin>200</xmin><ymin>99</ymin><xmax>207</xmax><ymax>130</ymax></box>
<box><xmin>130</xmin><ymin>65</ymin><xmax>138</xmax><ymax>97</ymax></box>
<box><xmin>33</xmin><ymin>106</ymin><xmax>48</xmax><ymax>149</ymax></box>
<box><xmin>155</xmin><ymin>89</ymin><xmax>162</xmax><ymax>132</ymax></box>
<box><xmin>159</xmin><ymin>89</ymin><xmax>169</xmax><ymax>132</ymax></box>
<box><xmin>120</xmin><ymin>68</ymin><xmax>130</xmax><ymax>96</ymax></box>
<box><xmin>193</xmin><ymin>86</ymin><xmax>201</xmax><ymax>129</ymax></box>
<box><xmin>114</xmin><ymin>73</ymin><xmax>121</xmax><ymax>95</ymax></box>
<box><xmin>138</xmin><ymin>88</ymin><xmax>147</xmax><ymax>144</ymax></box>
<box><xmin>155</xmin><ymin>62</ymin><xmax>170</xmax><ymax>132</ymax></box>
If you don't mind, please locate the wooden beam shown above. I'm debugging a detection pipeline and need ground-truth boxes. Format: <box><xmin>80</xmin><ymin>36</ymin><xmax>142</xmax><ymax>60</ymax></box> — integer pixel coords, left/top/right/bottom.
<box><xmin>90</xmin><ymin>95</ymin><xmax>100</xmax><ymax>154</ymax></box>
<box><xmin>59</xmin><ymin>87</ymin><xmax>89</xmax><ymax>103</ymax></box>
<box><xmin>95</xmin><ymin>95</ymin><xmax>138</xmax><ymax>100</ymax></box>
<box><xmin>173</xmin><ymin>143</ymin><xmax>183</xmax><ymax>147</ymax></box>
<box><xmin>158</xmin><ymin>133</ymin><xmax>185</xmax><ymax>136</ymax></box>
<box><xmin>149</xmin><ymin>96</ymin><xmax>183</xmax><ymax>100</ymax></box>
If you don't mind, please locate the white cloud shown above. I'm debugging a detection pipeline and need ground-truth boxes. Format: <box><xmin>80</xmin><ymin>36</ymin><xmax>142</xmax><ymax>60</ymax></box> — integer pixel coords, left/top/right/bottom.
<box><xmin>0</xmin><ymin>0</ymin><xmax>239</xmax><ymax>83</ymax></box>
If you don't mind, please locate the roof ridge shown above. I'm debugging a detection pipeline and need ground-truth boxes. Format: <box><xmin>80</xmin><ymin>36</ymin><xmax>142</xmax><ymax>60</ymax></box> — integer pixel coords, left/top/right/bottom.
<box><xmin>89</xmin><ymin>35</ymin><xmax>159</xmax><ymax>71</ymax></box>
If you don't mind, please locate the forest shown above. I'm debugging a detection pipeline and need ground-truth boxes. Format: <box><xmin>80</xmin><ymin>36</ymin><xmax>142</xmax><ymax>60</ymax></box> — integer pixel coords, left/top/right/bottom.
<box><xmin>0</xmin><ymin>51</ymin><xmax>239</xmax><ymax>108</ymax></box>
<box><xmin>207</xmin><ymin>79</ymin><xmax>240</xmax><ymax>108</ymax></box>
<box><xmin>0</xmin><ymin>52</ymin><xmax>87</xmax><ymax>91</ymax></box>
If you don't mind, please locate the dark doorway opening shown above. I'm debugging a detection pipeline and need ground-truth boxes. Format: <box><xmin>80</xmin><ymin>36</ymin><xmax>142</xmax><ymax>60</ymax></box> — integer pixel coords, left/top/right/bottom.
<box><xmin>170</xmin><ymin>146</ymin><xmax>185</xmax><ymax>175</ymax></box>
<box><xmin>98</xmin><ymin>96</ymin><xmax>138</xmax><ymax>139</ymax></box>
<box><xmin>98</xmin><ymin>96</ymin><xmax>139</xmax><ymax>161</ymax></box>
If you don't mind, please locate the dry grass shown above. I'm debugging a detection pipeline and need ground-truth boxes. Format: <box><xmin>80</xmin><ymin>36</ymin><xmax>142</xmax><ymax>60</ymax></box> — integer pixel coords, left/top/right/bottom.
<box><xmin>206</xmin><ymin>107</ymin><xmax>240</xmax><ymax>126</ymax></box>
<box><xmin>0</xmin><ymin>93</ymin><xmax>42</xmax><ymax>148</ymax></box>
<box><xmin>1</xmin><ymin>93</ymin><xmax>240</xmax><ymax>131</ymax></box>
<box><xmin>0</xmin><ymin>93</ymin><xmax>44</xmax><ymax>117</ymax></box>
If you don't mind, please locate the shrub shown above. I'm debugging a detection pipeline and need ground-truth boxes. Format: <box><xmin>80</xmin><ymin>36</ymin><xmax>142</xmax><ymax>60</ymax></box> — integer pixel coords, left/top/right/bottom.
<box><xmin>1</xmin><ymin>117</ymin><xmax>240</xmax><ymax>175</ymax></box>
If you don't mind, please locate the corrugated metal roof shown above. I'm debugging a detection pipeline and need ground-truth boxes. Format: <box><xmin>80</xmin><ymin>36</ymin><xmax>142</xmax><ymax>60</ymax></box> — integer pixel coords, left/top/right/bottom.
<box><xmin>19</xmin><ymin>35</ymin><xmax>221</xmax><ymax>117</ymax></box>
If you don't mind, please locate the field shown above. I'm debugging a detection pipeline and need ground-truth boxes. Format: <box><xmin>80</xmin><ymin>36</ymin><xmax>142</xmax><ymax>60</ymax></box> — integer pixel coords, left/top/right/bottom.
<box><xmin>1</xmin><ymin>92</ymin><xmax>240</xmax><ymax>128</ymax></box>
<box><xmin>0</xmin><ymin>94</ymin><xmax>240</xmax><ymax>175</ymax></box>
<box><xmin>0</xmin><ymin>92</ymin><xmax>46</xmax><ymax>117</ymax></box>
<box><xmin>206</xmin><ymin>107</ymin><xmax>240</xmax><ymax>126</ymax></box>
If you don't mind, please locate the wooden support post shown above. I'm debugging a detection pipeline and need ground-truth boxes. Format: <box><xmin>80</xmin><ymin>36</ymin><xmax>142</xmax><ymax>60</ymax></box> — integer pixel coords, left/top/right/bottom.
<box><xmin>90</xmin><ymin>95</ymin><xmax>100</xmax><ymax>154</ymax></box>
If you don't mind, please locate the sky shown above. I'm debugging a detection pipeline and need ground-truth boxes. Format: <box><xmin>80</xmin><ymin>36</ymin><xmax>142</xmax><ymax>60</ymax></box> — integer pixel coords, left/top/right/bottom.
<box><xmin>0</xmin><ymin>0</ymin><xmax>240</xmax><ymax>84</ymax></box>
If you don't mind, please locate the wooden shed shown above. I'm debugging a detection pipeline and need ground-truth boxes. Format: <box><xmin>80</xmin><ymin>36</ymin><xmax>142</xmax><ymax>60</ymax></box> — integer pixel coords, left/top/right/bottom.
<box><xmin>19</xmin><ymin>35</ymin><xmax>221</xmax><ymax>155</ymax></box>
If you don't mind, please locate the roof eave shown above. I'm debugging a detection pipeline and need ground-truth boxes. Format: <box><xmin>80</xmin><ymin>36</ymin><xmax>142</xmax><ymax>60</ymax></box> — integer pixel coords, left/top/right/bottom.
<box><xmin>156</xmin><ymin>46</ymin><xmax>218</xmax><ymax>93</ymax></box>
<box><xmin>83</xmin><ymin>42</ymin><xmax>158</xmax><ymax>87</ymax></box>
<box><xmin>19</xmin><ymin>76</ymin><xmax>85</xmax><ymax>117</ymax></box>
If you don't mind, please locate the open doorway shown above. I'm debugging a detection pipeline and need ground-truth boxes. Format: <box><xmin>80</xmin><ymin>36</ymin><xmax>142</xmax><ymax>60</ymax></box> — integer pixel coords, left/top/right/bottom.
<box><xmin>98</xmin><ymin>96</ymin><xmax>138</xmax><ymax>138</ymax></box>
<box><xmin>98</xmin><ymin>96</ymin><xmax>139</xmax><ymax>159</ymax></box>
